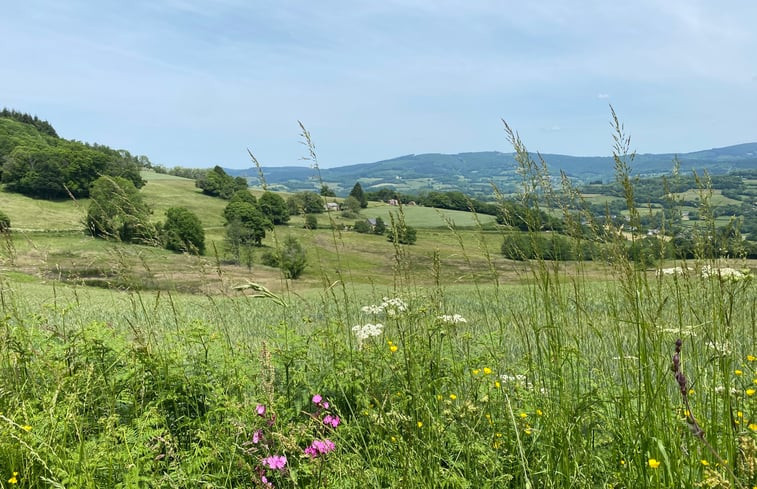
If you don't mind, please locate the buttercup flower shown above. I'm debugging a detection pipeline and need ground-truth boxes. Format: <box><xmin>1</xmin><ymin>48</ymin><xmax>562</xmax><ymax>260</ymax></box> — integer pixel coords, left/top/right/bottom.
<box><xmin>8</xmin><ymin>472</ymin><xmax>18</xmax><ymax>484</ymax></box>
<box><xmin>648</xmin><ymin>458</ymin><xmax>661</xmax><ymax>469</ymax></box>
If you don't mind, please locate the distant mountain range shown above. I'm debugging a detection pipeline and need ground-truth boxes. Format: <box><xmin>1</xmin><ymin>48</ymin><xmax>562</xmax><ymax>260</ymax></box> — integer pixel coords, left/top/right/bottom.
<box><xmin>226</xmin><ymin>142</ymin><xmax>757</xmax><ymax>197</ymax></box>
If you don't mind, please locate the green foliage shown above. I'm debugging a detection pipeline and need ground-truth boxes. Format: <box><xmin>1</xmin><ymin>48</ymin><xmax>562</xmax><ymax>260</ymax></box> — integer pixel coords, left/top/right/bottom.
<box><xmin>0</xmin><ymin>114</ymin><xmax>145</xmax><ymax>199</ymax></box>
<box><xmin>353</xmin><ymin>219</ymin><xmax>371</xmax><ymax>233</ymax></box>
<box><xmin>0</xmin><ymin>209</ymin><xmax>9</xmax><ymax>231</ymax></box>
<box><xmin>287</xmin><ymin>191</ymin><xmax>324</xmax><ymax>215</ymax></box>
<box><xmin>304</xmin><ymin>214</ymin><xmax>318</xmax><ymax>230</ymax></box>
<box><xmin>228</xmin><ymin>189</ymin><xmax>257</xmax><ymax>206</ymax></box>
<box><xmin>387</xmin><ymin>222</ymin><xmax>417</xmax><ymax>244</ymax></box>
<box><xmin>261</xmin><ymin>235</ymin><xmax>308</xmax><ymax>279</ymax></box>
<box><xmin>196</xmin><ymin>166</ymin><xmax>247</xmax><ymax>199</ymax></box>
<box><xmin>320</xmin><ymin>184</ymin><xmax>336</xmax><ymax>197</ymax></box>
<box><xmin>373</xmin><ymin>216</ymin><xmax>386</xmax><ymax>235</ymax></box>
<box><xmin>86</xmin><ymin>176</ymin><xmax>155</xmax><ymax>243</ymax></box>
<box><xmin>161</xmin><ymin>207</ymin><xmax>205</xmax><ymax>255</ymax></box>
<box><xmin>342</xmin><ymin>195</ymin><xmax>361</xmax><ymax>214</ymax></box>
<box><xmin>501</xmin><ymin>231</ymin><xmax>576</xmax><ymax>261</ymax></box>
<box><xmin>258</xmin><ymin>191</ymin><xmax>290</xmax><ymax>224</ymax></box>
<box><xmin>223</xmin><ymin>200</ymin><xmax>272</xmax><ymax>263</ymax></box>
<box><xmin>349</xmin><ymin>181</ymin><xmax>368</xmax><ymax>208</ymax></box>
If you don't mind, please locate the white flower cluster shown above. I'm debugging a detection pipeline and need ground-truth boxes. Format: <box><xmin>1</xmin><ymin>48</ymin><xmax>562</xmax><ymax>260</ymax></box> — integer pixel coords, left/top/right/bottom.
<box><xmin>360</xmin><ymin>297</ymin><xmax>408</xmax><ymax>317</ymax></box>
<box><xmin>714</xmin><ymin>386</ymin><xmax>739</xmax><ymax>395</ymax></box>
<box><xmin>352</xmin><ymin>323</ymin><xmax>384</xmax><ymax>347</ymax></box>
<box><xmin>438</xmin><ymin>314</ymin><xmax>467</xmax><ymax>324</ymax></box>
<box><xmin>706</xmin><ymin>339</ymin><xmax>732</xmax><ymax>356</ymax></box>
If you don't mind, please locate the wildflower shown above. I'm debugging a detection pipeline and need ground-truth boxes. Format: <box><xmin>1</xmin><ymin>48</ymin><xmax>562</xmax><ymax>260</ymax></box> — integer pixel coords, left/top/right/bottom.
<box><xmin>262</xmin><ymin>455</ymin><xmax>287</xmax><ymax>470</ymax></box>
<box><xmin>323</xmin><ymin>415</ymin><xmax>340</xmax><ymax>428</ymax></box>
<box><xmin>748</xmin><ymin>423</ymin><xmax>757</xmax><ymax>432</ymax></box>
<box><xmin>260</xmin><ymin>475</ymin><xmax>273</xmax><ymax>488</ymax></box>
<box><xmin>483</xmin><ymin>367</ymin><xmax>492</xmax><ymax>375</ymax></box>
<box><xmin>536</xmin><ymin>409</ymin><xmax>543</xmax><ymax>416</ymax></box>
<box><xmin>737</xmin><ymin>411</ymin><xmax>743</xmax><ymax>418</ymax></box>
<box><xmin>252</xmin><ymin>429</ymin><xmax>263</xmax><ymax>444</ymax></box>
<box><xmin>256</xmin><ymin>404</ymin><xmax>267</xmax><ymax>417</ymax></box>
<box><xmin>494</xmin><ymin>381</ymin><xmax>501</xmax><ymax>389</ymax></box>
<box><xmin>389</xmin><ymin>344</ymin><xmax>398</xmax><ymax>353</ymax></box>
<box><xmin>747</xmin><ymin>355</ymin><xmax>756</xmax><ymax>362</ymax></box>
<box><xmin>701</xmin><ymin>460</ymin><xmax>709</xmax><ymax>466</ymax></box>
<box><xmin>8</xmin><ymin>472</ymin><xmax>18</xmax><ymax>484</ymax></box>
<box><xmin>706</xmin><ymin>340</ymin><xmax>732</xmax><ymax>356</ymax></box>
<box><xmin>417</xmin><ymin>421</ymin><xmax>423</xmax><ymax>428</ymax></box>
<box><xmin>361</xmin><ymin>304</ymin><xmax>384</xmax><ymax>314</ymax></box>
<box><xmin>437</xmin><ymin>314</ymin><xmax>467</xmax><ymax>324</ymax></box>
<box><xmin>21</xmin><ymin>425</ymin><xmax>31</xmax><ymax>432</ymax></box>
<box><xmin>472</xmin><ymin>369</ymin><xmax>480</xmax><ymax>375</ymax></box>
<box><xmin>519</xmin><ymin>412</ymin><xmax>527</xmax><ymax>419</ymax></box>
<box><xmin>304</xmin><ymin>439</ymin><xmax>335</xmax><ymax>458</ymax></box>
<box><xmin>312</xmin><ymin>394</ymin><xmax>322</xmax><ymax>404</ymax></box>
<box><xmin>648</xmin><ymin>458</ymin><xmax>661</xmax><ymax>469</ymax></box>
<box><xmin>524</xmin><ymin>427</ymin><xmax>533</xmax><ymax>435</ymax></box>
<box><xmin>735</xmin><ymin>369</ymin><xmax>743</xmax><ymax>376</ymax></box>
<box><xmin>436</xmin><ymin>394</ymin><xmax>442</xmax><ymax>401</ymax></box>
<box><xmin>620</xmin><ymin>460</ymin><xmax>625</xmax><ymax>466</ymax></box>
<box><xmin>352</xmin><ymin>323</ymin><xmax>384</xmax><ymax>346</ymax></box>
<box><xmin>747</xmin><ymin>388</ymin><xmax>756</xmax><ymax>397</ymax></box>
<box><xmin>391</xmin><ymin>436</ymin><xmax>397</xmax><ymax>442</ymax></box>
<box><xmin>449</xmin><ymin>394</ymin><xmax>457</xmax><ymax>400</ymax></box>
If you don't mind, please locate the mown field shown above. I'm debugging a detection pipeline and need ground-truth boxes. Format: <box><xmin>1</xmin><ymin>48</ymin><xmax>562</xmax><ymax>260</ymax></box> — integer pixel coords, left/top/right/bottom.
<box><xmin>0</xmin><ymin>170</ymin><xmax>756</xmax><ymax>488</ymax></box>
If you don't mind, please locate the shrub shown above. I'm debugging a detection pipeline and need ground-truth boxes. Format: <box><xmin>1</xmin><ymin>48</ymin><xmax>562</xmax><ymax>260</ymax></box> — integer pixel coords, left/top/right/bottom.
<box><xmin>86</xmin><ymin>176</ymin><xmax>155</xmax><ymax>244</ymax></box>
<box><xmin>0</xmin><ymin>210</ymin><xmax>10</xmax><ymax>232</ymax></box>
<box><xmin>260</xmin><ymin>236</ymin><xmax>307</xmax><ymax>279</ymax></box>
<box><xmin>162</xmin><ymin>207</ymin><xmax>205</xmax><ymax>255</ymax></box>
<box><xmin>304</xmin><ymin>214</ymin><xmax>318</xmax><ymax>230</ymax></box>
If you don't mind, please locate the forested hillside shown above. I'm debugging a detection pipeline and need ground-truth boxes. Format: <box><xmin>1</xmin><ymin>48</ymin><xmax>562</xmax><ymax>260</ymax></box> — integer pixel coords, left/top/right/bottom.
<box><xmin>0</xmin><ymin>109</ymin><xmax>146</xmax><ymax>199</ymax></box>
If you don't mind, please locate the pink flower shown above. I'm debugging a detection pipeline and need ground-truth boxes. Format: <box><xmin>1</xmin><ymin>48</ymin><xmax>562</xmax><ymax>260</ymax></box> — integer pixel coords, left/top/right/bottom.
<box><xmin>305</xmin><ymin>439</ymin><xmax>335</xmax><ymax>458</ymax></box>
<box><xmin>323</xmin><ymin>415</ymin><xmax>340</xmax><ymax>428</ymax></box>
<box><xmin>262</xmin><ymin>454</ymin><xmax>287</xmax><ymax>470</ymax></box>
<box><xmin>322</xmin><ymin>401</ymin><xmax>330</xmax><ymax>409</ymax></box>
<box><xmin>312</xmin><ymin>394</ymin><xmax>322</xmax><ymax>404</ymax></box>
<box><xmin>252</xmin><ymin>429</ymin><xmax>263</xmax><ymax>444</ymax></box>
<box><xmin>256</xmin><ymin>404</ymin><xmax>266</xmax><ymax>417</ymax></box>
<box><xmin>261</xmin><ymin>475</ymin><xmax>273</xmax><ymax>488</ymax></box>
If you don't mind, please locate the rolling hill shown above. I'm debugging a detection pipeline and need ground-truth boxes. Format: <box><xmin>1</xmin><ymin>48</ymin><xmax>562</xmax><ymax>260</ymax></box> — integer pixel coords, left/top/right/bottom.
<box><xmin>228</xmin><ymin>143</ymin><xmax>757</xmax><ymax>197</ymax></box>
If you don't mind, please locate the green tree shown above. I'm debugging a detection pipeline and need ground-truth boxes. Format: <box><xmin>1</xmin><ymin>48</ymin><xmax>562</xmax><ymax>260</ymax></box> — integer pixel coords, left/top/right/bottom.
<box><xmin>320</xmin><ymin>184</ymin><xmax>336</xmax><ymax>197</ymax></box>
<box><xmin>373</xmin><ymin>216</ymin><xmax>386</xmax><ymax>235</ymax></box>
<box><xmin>349</xmin><ymin>182</ymin><xmax>368</xmax><ymax>208</ymax></box>
<box><xmin>304</xmin><ymin>214</ymin><xmax>318</xmax><ymax>230</ymax></box>
<box><xmin>258</xmin><ymin>191</ymin><xmax>290</xmax><ymax>224</ymax></box>
<box><xmin>353</xmin><ymin>219</ymin><xmax>371</xmax><ymax>233</ymax></box>
<box><xmin>162</xmin><ymin>207</ymin><xmax>205</xmax><ymax>255</ymax></box>
<box><xmin>86</xmin><ymin>176</ymin><xmax>155</xmax><ymax>243</ymax></box>
<box><xmin>387</xmin><ymin>223</ymin><xmax>417</xmax><ymax>244</ymax></box>
<box><xmin>197</xmin><ymin>166</ymin><xmax>247</xmax><ymax>199</ymax></box>
<box><xmin>342</xmin><ymin>196</ymin><xmax>361</xmax><ymax>214</ymax></box>
<box><xmin>229</xmin><ymin>189</ymin><xmax>257</xmax><ymax>207</ymax></box>
<box><xmin>287</xmin><ymin>192</ymin><xmax>324</xmax><ymax>215</ymax></box>
<box><xmin>224</xmin><ymin>201</ymin><xmax>272</xmax><ymax>247</ymax></box>
<box><xmin>279</xmin><ymin>236</ymin><xmax>307</xmax><ymax>279</ymax></box>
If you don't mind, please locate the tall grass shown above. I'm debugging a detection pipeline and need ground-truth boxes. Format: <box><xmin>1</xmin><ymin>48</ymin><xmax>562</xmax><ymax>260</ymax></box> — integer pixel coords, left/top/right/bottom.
<box><xmin>0</xmin><ymin>116</ymin><xmax>755</xmax><ymax>488</ymax></box>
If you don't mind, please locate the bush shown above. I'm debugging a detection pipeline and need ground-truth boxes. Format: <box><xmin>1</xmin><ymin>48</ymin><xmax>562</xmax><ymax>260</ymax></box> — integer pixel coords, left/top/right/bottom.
<box><xmin>387</xmin><ymin>224</ymin><xmax>417</xmax><ymax>245</ymax></box>
<box><xmin>162</xmin><ymin>207</ymin><xmax>205</xmax><ymax>255</ymax></box>
<box><xmin>86</xmin><ymin>176</ymin><xmax>155</xmax><ymax>244</ymax></box>
<box><xmin>0</xmin><ymin>210</ymin><xmax>10</xmax><ymax>232</ymax></box>
<box><xmin>353</xmin><ymin>220</ymin><xmax>371</xmax><ymax>234</ymax></box>
<box><xmin>261</xmin><ymin>236</ymin><xmax>307</xmax><ymax>279</ymax></box>
<box><xmin>304</xmin><ymin>214</ymin><xmax>318</xmax><ymax>230</ymax></box>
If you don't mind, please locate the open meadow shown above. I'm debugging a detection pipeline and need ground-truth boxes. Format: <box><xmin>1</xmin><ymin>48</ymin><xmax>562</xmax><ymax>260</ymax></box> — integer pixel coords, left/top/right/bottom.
<box><xmin>0</xmin><ymin>166</ymin><xmax>756</xmax><ymax>488</ymax></box>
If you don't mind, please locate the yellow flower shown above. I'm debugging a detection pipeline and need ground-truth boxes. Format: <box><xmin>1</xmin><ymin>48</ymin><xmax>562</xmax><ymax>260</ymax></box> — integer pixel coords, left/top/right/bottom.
<box><xmin>620</xmin><ymin>460</ymin><xmax>625</xmax><ymax>466</ymax></box>
<box><xmin>483</xmin><ymin>367</ymin><xmax>492</xmax><ymax>375</ymax></box>
<box><xmin>391</xmin><ymin>436</ymin><xmax>397</xmax><ymax>443</ymax></box>
<box><xmin>735</xmin><ymin>369</ymin><xmax>743</xmax><ymax>376</ymax></box>
<box><xmin>519</xmin><ymin>412</ymin><xmax>527</xmax><ymax>419</ymax></box>
<box><xmin>417</xmin><ymin>421</ymin><xmax>423</xmax><ymax>428</ymax></box>
<box><xmin>536</xmin><ymin>409</ymin><xmax>543</xmax><ymax>416</ymax></box>
<box><xmin>494</xmin><ymin>381</ymin><xmax>501</xmax><ymax>389</ymax></box>
<box><xmin>701</xmin><ymin>460</ymin><xmax>709</xmax><ymax>466</ymax></box>
<box><xmin>472</xmin><ymin>369</ymin><xmax>480</xmax><ymax>375</ymax></box>
<box><xmin>747</xmin><ymin>354</ymin><xmax>756</xmax><ymax>362</ymax></box>
<box><xmin>737</xmin><ymin>411</ymin><xmax>743</xmax><ymax>418</ymax></box>
<box><xmin>748</xmin><ymin>423</ymin><xmax>757</xmax><ymax>432</ymax></box>
<box><xmin>524</xmin><ymin>427</ymin><xmax>533</xmax><ymax>435</ymax></box>
<box><xmin>648</xmin><ymin>458</ymin><xmax>661</xmax><ymax>469</ymax></box>
<box><xmin>8</xmin><ymin>472</ymin><xmax>18</xmax><ymax>484</ymax></box>
<box><xmin>688</xmin><ymin>388</ymin><xmax>695</xmax><ymax>395</ymax></box>
<box><xmin>449</xmin><ymin>394</ymin><xmax>457</xmax><ymax>400</ymax></box>
<box><xmin>436</xmin><ymin>394</ymin><xmax>442</xmax><ymax>401</ymax></box>
<box><xmin>21</xmin><ymin>425</ymin><xmax>31</xmax><ymax>432</ymax></box>
<box><xmin>389</xmin><ymin>344</ymin><xmax>398</xmax><ymax>353</ymax></box>
<box><xmin>746</xmin><ymin>388</ymin><xmax>756</xmax><ymax>396</ymax></box>
<box><xmin>387</xmin><ymin>340</ymin><xmax>393</xmax><ymax>345</ymax></box>
<box><xmin>495</xmin><ymin>432</ymin><xmax>502</xmax><ymax>438</ymax></box>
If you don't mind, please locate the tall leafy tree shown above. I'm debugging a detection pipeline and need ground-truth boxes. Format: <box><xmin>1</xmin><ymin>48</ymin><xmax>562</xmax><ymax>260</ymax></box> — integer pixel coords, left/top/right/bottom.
<box><xmin>258</xmin><ymin>191</ymin><xmax>290</xmax><ymax>224</ymax></box>
<box><xmin>349</xmin><ymin>182</ymin><xmax>368</xmax><ymax>208</ymax></box>
<box><xmin>86</xmin><ymin>176</ymin><xmax>155</xmax><ymax>243</ymax></box>
<box><xmin>162</xmin><ymin>207</ymin><xmax>205</xmax><ymax>255</ymax></box>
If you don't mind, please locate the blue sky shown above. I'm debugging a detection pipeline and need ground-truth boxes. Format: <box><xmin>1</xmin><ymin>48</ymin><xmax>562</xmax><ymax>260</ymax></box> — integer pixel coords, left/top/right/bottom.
<box><xmin>2</xmin><ymin>0</ymin><xmax>756</xmax><ymax>169</ymax></box>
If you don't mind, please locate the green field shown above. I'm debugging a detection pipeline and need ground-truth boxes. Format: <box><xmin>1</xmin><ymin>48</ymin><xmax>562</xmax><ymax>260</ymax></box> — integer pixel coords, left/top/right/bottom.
<box><xmin>1</xmin><ymin>169</ymin><xmax>756</xmax><ymax>488</ymax></box>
